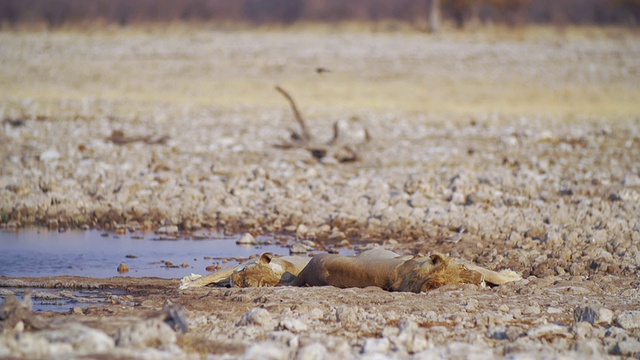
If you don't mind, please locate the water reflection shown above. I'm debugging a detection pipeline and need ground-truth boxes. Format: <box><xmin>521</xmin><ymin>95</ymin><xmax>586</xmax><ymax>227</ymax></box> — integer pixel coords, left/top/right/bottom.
<box><xmin>0</xmin><ymin>229</ymin><xmax>321</xmax><ymax>278</ymax></box>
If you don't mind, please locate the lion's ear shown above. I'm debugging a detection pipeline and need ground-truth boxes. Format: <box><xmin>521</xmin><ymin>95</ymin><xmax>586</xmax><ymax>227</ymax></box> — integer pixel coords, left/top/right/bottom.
<box><xmin>258</xmin><ymin>253</ymin><xmax>274</xmax><ymax>264</ymax></box>
<box><xmin>429</xmin><ymin>253</ymin><xmax>447</xmax><ymax>266</ymax></box>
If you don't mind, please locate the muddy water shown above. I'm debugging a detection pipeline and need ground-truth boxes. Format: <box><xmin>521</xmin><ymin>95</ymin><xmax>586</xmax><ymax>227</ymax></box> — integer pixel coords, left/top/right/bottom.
<box><xmin>0</xmin><ymin>229</ymin><xmax>315</xmax><ymax>279</ymax></box>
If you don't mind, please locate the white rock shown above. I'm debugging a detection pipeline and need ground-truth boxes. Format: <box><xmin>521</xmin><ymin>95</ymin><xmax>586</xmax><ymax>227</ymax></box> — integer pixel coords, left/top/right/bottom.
<box><xmin>278</xmin><ymin>318</ymin><xmax>308</xmax><ymax>333</ymax></box>
<box><xmin>290</xmin><ymin>243</ymin><xmax>309</xmax><ymax>254</ymax></box>
<box><xmin>116</xmin><ymin>318</ymin><xmax>176</xmax><ymax>349</ymax></box>
<box><xmin>394</xmin><ymin>319</ymin><xmax>429</xmax><ymax>354</ymax></box>
<box><xmin>616</xmin><ymin>311</ymin><xmax>640</xmax><ymax>330</ymax></box>
<box><xmin>615</xmin><ymin>340</ymin><xmax>640</xmax><ymax>357</ymax></box>
<box><xmin>40</xmin><ymin>148</ymin><xmax>61</xmax><ymax>161</ymax></box>
<box><xmin>308</xmin><ymin>308</ymin><xmax>324</xmax><ymax>320</ymax></box>
<box><xmin>362</xmin><ymin>338</ymin><xmax>390</xmax><ymax>354</ymax></box>
<box><xmin>155</xmin><ymin>225</ymin><xmax>178</xmax><ymax>235</ymax></box>
<box><xmin>597</xmin><ymin>308</ymin><xmax>614</xmax><ymax>325</ymax></box>
<box><xmin>336</xmin><ymin>306</ymin><xmax>359</xmax><ymax>326</ymax></box>
<box><xmin>236</xmin><ymin>233</ymin><xmax>257</xmax><ymax>245</ymax></box>
<box><xmin>40</xmin><ymin>323</ymin><xmax>114</xmax><ymax>354</ymax></box>
<box><xmin>296</xmin><ymin>343</ymin><xmax>328</xmax><ymax>360</ymax></box>
<box><xmin>528</xmin><ymin>324</ymin><xmax>571</xmax><ymax>339</ymax></box>
<box><xmin>268</xmin><ymin>331</ymin><xmax>298</xmax><ymax>347</ymax></box>
<box><xmin>572</xmin><ymin>322</ymin><xmax>592</xmax><ymax>339</ymax></box>
<box><xmin>243</xmin><ymin>341</ymin><xmax>290</xmax><ymax>360</ymax></box>
<box><xmin>238</xmin><ymin>308</ymin><xmax>273</xmax><ymax>327</ymax></box>
<box><xmin>296</xmin><ymin>224</ymin><xmax>309</xmax><ymax>236</ymax></box>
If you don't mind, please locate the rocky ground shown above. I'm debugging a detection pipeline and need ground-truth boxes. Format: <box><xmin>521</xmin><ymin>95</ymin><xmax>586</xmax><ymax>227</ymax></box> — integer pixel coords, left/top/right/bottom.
<box><xmin>1</xmin><ymin>26</ymin><xmax>640</xmax><ymax>358</ymax></box>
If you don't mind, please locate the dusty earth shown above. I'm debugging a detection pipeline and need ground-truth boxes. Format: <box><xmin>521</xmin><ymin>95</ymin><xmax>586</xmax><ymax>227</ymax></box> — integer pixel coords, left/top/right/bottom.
<box><xmin>1</xmin><ymin>26</ymin><xmax>640</xmax><ymax>358</ymax></box>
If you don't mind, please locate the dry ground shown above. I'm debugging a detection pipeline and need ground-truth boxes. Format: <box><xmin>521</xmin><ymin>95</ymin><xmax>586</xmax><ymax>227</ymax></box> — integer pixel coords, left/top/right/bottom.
<box><xmin>1</xmin><ymin>26</ymin><xmax>640</xmax><ymax>358</ymax></box>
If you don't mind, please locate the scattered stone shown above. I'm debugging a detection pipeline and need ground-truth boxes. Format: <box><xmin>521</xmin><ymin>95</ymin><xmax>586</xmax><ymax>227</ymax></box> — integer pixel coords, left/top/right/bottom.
<box><xmin>616</xmin><ymin>311</ymin><xmax>640</xmax><ymax>330</ymax></box>
<box><xmin>307</xmin><ymin>308</ymin><xmax>324</xmax><ymax>321</ymax></box>
<box><xmin>393</xmin><ymin>319</ymin><xmax>429</xmax><ymax>354</ymax></box>
<box><xmin>336</xmin><ymin>306</ymin><xmax>359</xmax><ymax>326</ymax></box>
<box><xmin>362</xmin><ymin>338</ymin><xmax>390</xmax><ymax>354</ymax></box>
<box><xmin>70</xmin><ymin>307</ymin><xmax>83</xmax><ymax>315</ymax></box>
<box><xmin>243</xmin><ymin>341</ymin><xmax>289</xmax><ymax>360</ymax></box>
<box><xmin>116</xmin><ymin>318</ymin><xmax>176</xmax><ymax>349</ymax></box>
<box><xmin>614</xmin><ymin>340</ymin><xmax>640</xmax><ymax>357</ymax></box>
<box><xmin>117</xmin><ymin>263</ymin><xmax>129</xmax><ymax>273</ymax></box>
<box><xmin>237</xmin><ymin>233</ymin><xmax>257</xmax><ymax>245</ymax></box>
<box><xmin>296</xmin><ymin>343</ymin><xmax>328</xmax><ymax>360</ymax></box>
<box><xmin>40</xmin><ymin>323</ymin><xmax>114</xmax><ymax>354</ymax></box>
<box><xmin>290</xmin><ymin>243</ymin><xmax>309</xmax><ymax>254</ymax></box>
<box><xmin>278</xmin><ymin>318</ymin><xmax>308</xmax><ymax>333</ymax></box>
<box><xmin>576</xmin><ymin>305</ymin><xmax>615</xmax><ymax>326</ymax></box>
<box><xmin>238</xmin><ymin>308</ymin><xmax>273</xmax><ymax>327</ymax></box>
<box><xmin>205</xmin><ymin>265</ymin><xmax>217</xmax><ymax>272</ymax></box>
<box><xmin>39</xmin><ymin>149</ymin><xmax>61</xmax><ymax>161</ymax></box>
<box><xmin>572</xmin><ymin>322</ymin><xmax>592</xmax><ymax>339</ymax></box>
<box><xmin>528</xmin><ymin>324</ymin><xmax>572</xmax><ymax>339</ymax></box>
<box><xmin>155</xmin><ymin>225</ymin><xmax>178</xmax><ymax>235</ymax></box>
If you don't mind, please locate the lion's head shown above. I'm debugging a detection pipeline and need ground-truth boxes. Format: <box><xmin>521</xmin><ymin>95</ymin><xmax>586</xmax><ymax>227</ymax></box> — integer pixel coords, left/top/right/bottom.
<box><xmin>393</xmin><ymin>253</ymin><xmax>484</xmax><ymax>293</ymax></box>
<box><xmin>230</xmin><ymin>253</ymin><xmax>298</xmax><ymax>288</ymax></box>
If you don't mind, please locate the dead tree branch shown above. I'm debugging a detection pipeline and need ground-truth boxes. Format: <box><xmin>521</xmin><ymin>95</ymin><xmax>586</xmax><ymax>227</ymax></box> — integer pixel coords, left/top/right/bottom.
<box><xmin>275</xmin><ymin>85</ymin><xmax>311</xmax><ymax>143</ymax></box>
<box><xmin>273</xmin><ymin>85</ymin><xmax>370</xmax><ymax>163</ymax></box>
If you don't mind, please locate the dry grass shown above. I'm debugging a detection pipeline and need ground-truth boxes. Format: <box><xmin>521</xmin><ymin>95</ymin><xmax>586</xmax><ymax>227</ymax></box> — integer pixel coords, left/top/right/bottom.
<box><xmin>1</xmin><ymin>26</ymin><xmax>638</xmax><ymax>118</ymax></box>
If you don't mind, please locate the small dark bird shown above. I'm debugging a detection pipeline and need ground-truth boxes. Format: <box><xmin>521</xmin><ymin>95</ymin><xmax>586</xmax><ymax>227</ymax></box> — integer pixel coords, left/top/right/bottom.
<box><xmin>315</xmin><ymin>67</ymin><xmax>330</xmax><ymax>74</ymax></box>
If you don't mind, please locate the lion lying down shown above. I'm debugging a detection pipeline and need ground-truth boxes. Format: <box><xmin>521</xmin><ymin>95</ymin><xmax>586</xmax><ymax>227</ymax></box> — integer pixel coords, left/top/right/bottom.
<box><xmin>180</xmin><ymin>248</ymin><xmax>521</xmax><ymax>293</ymax></box>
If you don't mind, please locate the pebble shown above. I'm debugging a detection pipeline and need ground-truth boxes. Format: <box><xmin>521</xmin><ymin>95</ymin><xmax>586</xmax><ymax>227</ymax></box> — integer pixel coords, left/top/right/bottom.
<box><xmin>238</xmin><ymin>308</ymin><xmax>273</xmax><ymax>327</ymax></box>
<box><xmin>528</xmin><ymin>324</ymin><xmax>571</xmax><ymax>339</ymax></box>
<box><xmin>237</xmin><ymin>233</ymin><xmax>257</xmax><ymax>245</ymax></box>
<box><xmin>290</xmin><ymin>243</ymin><xmax>309</xmax><ymax>254</ymax></box>
<box><xmin>572</xmin><ymin>322</ymin><xmax>592</xmax><ymax>339</ymax></box>
<box><xmin>296</xmin><ymin>343</ymin><xmax>328</xmax><ymax>360</ymax></box>
<box><xmin>117</xmin><ymin>263</ymin><xmax>129</xmax><ymax>273</ymax></box>
<box><xmin>39</xmin><ymin>148</ymin><xmax>61</xmax><ymax>161</ymax></box>
<box><xmin>336</xmin><ymin>306</ymin><xmax>359</xmax><ymax>326</ymax></box>
<box><xmin>307</xmin><ymin>308</ymin><xmax>324</xmax><ymax>321</ymax></box>
<box><xmin>267</xmin><ymin>331</ymin><xmax>298</xmax><ymax>347</ymax></box>
<box><xmin>155</xmin><ymin>225</ymin><xmax>178</xmax><ymax>235</ymax></box>
<box><xmin>616</xmin><ymin>311</ymin><xmax>640</xmax><ymax>330</ymax></box>
<box><xmin>615</xmin><ymin>339</ymin><xmax>640</xmax><ymax>357</ymax></box>
<box><xmin>242</xmin><ymin>341</ymin><xmax>289</xmax><ymax>360</ymax></box>
<box><xmin>278</xmin><ymin>318</ymin><xmax>308</xmax><ymax>333</ymax></box>
<box><xmin>116</xmin><ymin>318</ymin><xmax>176</xmax><ymax>349</ymax></box>
<box><xmin>574</xmin><ymin>305</ymin><xmax>614</xmax><ymax>326</ymax></box>
<box><xmin>393</xmin><ymin>319</ymin><xmax>429</xmax><ymax>354</ymax></box>
<box><xmin>362</xmin><ymin>338</ymin><xmax>390</xmax><ymax>354</ymax></box>
<box><xmin>40</xmin><ymin>323</ymin><xmax>114</xmax><ymax>354</ymax></box>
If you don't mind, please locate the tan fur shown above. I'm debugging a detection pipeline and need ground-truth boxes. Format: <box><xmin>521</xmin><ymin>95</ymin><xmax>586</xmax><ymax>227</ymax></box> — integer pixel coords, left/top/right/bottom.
<box><xmin>179</xmin><ymin>253</ymin><xmax>310</xmax><ymax>290</ymax></box>
<box><xmin>180</xmin><ymin>248</ymin><xmax>521</xmax><ymax>293</ymax></box>
<box><xmin>286</xmin><ymin>250</ymin><xmax>520</xmax><ymax>293</ymax></box>
<box><xmin>230</xmin><ymin>253</ymin><xmax>305</xmax><ymax>287</ymax></box>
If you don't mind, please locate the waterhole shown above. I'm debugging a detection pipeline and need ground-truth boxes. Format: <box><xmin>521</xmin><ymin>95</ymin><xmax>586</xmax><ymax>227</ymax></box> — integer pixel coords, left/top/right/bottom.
<box><xmin>0</xmin><ymin>229</ymin><xmax>353</xmax><ymax>312</ymax></box>
<box><xmin>0</xmin><ymin>229</ymin><xmax>352</xmax><ymax>278</ymax></box>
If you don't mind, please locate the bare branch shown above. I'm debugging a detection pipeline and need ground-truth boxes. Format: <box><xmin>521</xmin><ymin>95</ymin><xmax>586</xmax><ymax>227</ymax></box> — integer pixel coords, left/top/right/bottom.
<box><xmin>275</xmin><ymin>85</ymin><xmax>311</xmax><ymax>143</ymax></box>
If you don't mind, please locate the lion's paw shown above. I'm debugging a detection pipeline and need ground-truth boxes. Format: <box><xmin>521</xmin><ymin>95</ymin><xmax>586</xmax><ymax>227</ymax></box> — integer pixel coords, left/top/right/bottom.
<box><xmin>179</xmin><ymin>273</ymin><xmax>203</xmax><ymax>290</ymax></box>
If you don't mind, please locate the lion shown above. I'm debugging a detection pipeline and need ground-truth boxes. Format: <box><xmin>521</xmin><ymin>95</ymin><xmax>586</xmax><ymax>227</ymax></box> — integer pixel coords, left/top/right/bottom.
<box><xmin>179</xmin><ymin>253</ymin><xmax>311</xmax><ymax>290</ymax></box>
<box><xmin>179</xmin><ymin>248</ymin><xmax>521</xmax><ymax>293</ymax></box>
<box><xmin>284</xmin><ymin>249</ymin><xmax>521</xmax><ymax>292</ymax></box>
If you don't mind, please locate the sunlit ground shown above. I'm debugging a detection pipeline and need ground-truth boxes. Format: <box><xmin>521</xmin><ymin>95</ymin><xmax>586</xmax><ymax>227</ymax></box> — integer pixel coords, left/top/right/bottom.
<box><xmin>1</xmin><ymin>24</ymin><xmax>638</xmax><ymax>118</ymax></box>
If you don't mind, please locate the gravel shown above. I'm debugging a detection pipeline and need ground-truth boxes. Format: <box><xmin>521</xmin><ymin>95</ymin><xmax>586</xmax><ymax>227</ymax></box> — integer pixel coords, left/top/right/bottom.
<box><xmin>1</xmin><ymin>27</ymin><xmax>639</xmax><ymax>359</ymax></box>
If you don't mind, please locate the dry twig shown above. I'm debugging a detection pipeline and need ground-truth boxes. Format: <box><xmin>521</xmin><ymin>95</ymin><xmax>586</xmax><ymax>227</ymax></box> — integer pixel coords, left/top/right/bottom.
<box><xmin>274</xmin><ymin>85</ymin><xmax>370</xmax><ymax>162</ymax></box>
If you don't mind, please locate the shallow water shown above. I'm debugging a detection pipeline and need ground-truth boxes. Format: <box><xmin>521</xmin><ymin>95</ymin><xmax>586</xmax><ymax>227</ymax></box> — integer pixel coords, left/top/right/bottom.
<box><xmin>0</xmin><ymin>288</ymin><xmax>127</xmax><ymax>312</ymax></box>
<box><xmin>0</xmin><ymin>229</ymin><xmax>306</xmax><ymax>279</ymax></box>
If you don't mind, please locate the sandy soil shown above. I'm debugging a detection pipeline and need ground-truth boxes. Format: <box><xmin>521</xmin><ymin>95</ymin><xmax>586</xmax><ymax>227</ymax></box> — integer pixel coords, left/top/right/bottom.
<box><xmin>1</xmin><ymin>26</ymin><xmax>640</xmax><ymax>358</ymax></box>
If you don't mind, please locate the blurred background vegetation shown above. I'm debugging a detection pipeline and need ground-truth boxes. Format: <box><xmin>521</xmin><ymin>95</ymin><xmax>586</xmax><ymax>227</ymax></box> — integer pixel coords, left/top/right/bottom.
<box><xmin>1</xmin><ymin>0</ymin><xmax>639</xmax><ymax>30</ymax></box>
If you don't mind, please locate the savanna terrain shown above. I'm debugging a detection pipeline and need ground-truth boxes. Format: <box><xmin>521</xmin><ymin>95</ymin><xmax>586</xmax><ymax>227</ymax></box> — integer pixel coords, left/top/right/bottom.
<box><xmin>1</xmin><ymin>25</ymin><xmax>640</xmax><ymax>359</ymax></box>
